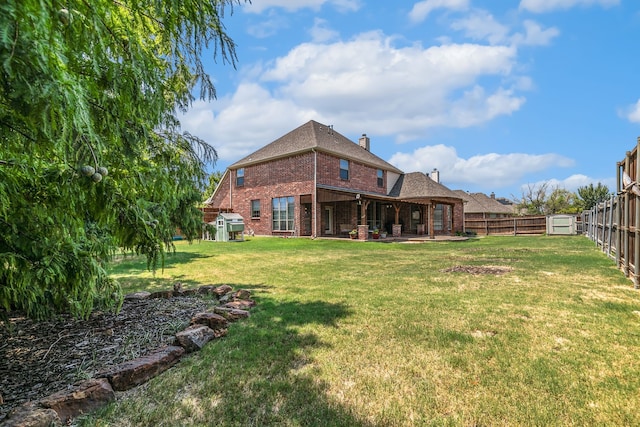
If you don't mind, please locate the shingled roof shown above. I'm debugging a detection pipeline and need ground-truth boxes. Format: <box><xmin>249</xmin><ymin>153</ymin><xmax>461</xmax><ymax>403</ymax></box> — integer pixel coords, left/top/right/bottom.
<box><xmin>230</xmin><ymin>120</ymin><xmax>403</xmax><ymax>174</ymax></box>
<box><xmin>453</xmin><ymin>190</ymin><xmax>514</xmax><ymax>214</ymax></box>
<box><xmin>389</xmin><ymin>172</ymin><xmax>462</xmax><ymax>201</ymax></box>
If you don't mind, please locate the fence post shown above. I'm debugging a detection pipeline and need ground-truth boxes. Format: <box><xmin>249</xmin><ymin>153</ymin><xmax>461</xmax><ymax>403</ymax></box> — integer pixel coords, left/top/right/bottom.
<box><xmin>632</xmin><ymin>137</ymin><xmax>640</xmax><ymax>289</ymax></box>
<box><xmin>595</xmin><ymin>202</ymin><xmax>600</xmax><ymax>247</ymax></box>
<box><xmin>606</xmin><ymin>198</ymin><xmax>613</xmax><ymax>256</ymax></box>
<box><xmin>602</xmin><ymin>199</ymin><xmax>608</xmax><ymax>254</ymax></box>
<box><xmin>623</xmin><ymin>156</ymin><xmax>630</xmax><ymax>278</ymax></box>
<box><xmin>615</xmin><ymin>194</ymin><xmax>621</xmax><ymax>268</ymax></box>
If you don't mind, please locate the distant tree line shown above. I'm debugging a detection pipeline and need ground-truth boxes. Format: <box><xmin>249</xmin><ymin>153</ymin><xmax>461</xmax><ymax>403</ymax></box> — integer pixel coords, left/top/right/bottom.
<box><xmin>516</xmin><ymin>182</ymin><xmax>611</xmax><ymax>215</ymax></box>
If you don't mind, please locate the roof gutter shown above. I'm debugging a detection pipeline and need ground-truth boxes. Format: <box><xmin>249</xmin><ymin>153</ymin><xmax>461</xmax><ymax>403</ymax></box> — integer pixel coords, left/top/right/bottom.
<box><xmin>312</xmin><ymin>148</ymin><xmax>317</xmax><ymax>238</ymax></box>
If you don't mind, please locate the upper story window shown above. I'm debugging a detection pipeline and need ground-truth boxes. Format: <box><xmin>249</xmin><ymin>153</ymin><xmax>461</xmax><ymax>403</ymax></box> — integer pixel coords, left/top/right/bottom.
<box><xmin>377</xmin><ymin>169</ymin><xmax>384</xmax><ymax>187</ymax></box>
<box><xmin>236</xmin><ymin>168</ymin><xmax>244</xmax><ymax>187</ymax></box>
<box><xmin>251</xmin><ymin>199</ymin><xmax>261</xmax><ymax>219</ymax></box>
<box><xmin>339</xmin><ymin>159</ymin><xmax>349</xmax><ymax>180</ymax></box>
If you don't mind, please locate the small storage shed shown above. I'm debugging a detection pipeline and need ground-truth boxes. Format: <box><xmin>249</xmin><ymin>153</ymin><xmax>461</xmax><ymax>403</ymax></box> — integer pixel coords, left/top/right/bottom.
<box><xmin>215</xmin><ymin>212</ymin><xmax>245</xmax><ymax>242</ymax></box>
<box><xmin>546</xmin><ymin>214</ymin><xmax>577</xmax><ymax>235</ymax></box>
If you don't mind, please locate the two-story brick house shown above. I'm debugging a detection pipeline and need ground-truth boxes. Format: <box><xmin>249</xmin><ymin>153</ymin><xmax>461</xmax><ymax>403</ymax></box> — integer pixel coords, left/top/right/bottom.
<box><xmin>205</xmin><ymin>120</ymin><xmax>464</xmax><ymax>239</ymax></box>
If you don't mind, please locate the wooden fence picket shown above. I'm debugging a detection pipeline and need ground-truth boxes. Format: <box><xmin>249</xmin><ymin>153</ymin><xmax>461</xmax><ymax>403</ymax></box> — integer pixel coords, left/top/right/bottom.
<box><xmin>583</xmin><ymin>138</ymin><xmax>640</xmax><ymax>288</ymax></box>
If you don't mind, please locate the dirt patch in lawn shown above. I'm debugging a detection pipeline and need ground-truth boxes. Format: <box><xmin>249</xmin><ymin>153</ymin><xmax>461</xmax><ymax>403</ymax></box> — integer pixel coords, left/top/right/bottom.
<box><xmin>442</xmin><ymin>265</ymin><xmax>514</xmax><ymax>275</ymax></box>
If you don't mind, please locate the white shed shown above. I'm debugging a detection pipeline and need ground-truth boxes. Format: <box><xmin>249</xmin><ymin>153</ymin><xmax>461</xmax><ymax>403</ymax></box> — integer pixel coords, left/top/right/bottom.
<box><xmin>215</xmin><ymin>213</ymin><xmax>245</xmax><ymax>242</ymax></box>
<box><xmin>546</xmin><ymin>214</ymin><xmax>577</xmax><ymax>235</ymax></box>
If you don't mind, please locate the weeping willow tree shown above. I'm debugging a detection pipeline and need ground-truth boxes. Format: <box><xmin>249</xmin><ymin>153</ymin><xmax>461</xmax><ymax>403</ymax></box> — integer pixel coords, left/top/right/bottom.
<box><xmin>0</xmin><ymin>0</ymin><xmax>243</xmax><ymax>319</ymax></box>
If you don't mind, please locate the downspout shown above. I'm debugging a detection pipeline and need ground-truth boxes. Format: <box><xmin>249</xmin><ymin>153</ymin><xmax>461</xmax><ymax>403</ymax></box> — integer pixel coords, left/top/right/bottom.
<box><xmin>312</xmin><ymin>149</ymin><xmax>317</xmax><ymax>238</ymax></box>
<box><xmin>229</xmin><ymin>170</ymin><xmax>232</xmax><ymax>211</ymax></box>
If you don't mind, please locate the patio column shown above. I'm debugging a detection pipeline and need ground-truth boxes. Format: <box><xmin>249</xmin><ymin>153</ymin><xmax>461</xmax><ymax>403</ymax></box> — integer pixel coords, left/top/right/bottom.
<box><xmin>392</xmin><ymin>203</ymin><xmax>402</xmax><ymax>237</ymax></box>
<box><xmin>359</xmin><ymin>200</ymin><xmax>370</xmax><ymax>240</ymax></box>
<box><xmin>428</xmin><ymin>203</ymin><xmax>435</xmax><ymax>239</ymax></box>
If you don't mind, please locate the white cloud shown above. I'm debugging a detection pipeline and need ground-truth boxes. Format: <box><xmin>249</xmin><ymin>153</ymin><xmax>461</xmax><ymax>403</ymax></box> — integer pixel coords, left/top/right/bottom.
<box><xmin>388</xmin><ymin>145</ymin><xmax>574</xmax><ymax>189</ymax></box>
<box><xmin>409</xmin><ymin>0</ymin><xmax>470</xmax><ymax>23</ymax></box>
<box><xmin>309</xmin><ymin>18</ymin><xmax>339</xmax><ymax>42</ymax></box>
<box><xmin>178</xmin><ymin>84</ymin><xmax>320</xmax><ymax>162</ymax></box>
<box><xmin>244</xmin><ymin>0</ymin><xmax>360</xmax><ymax>14</ymax></box>
<box><xmin>451</xmin><ymin>13</ymin><xmax>559</xmax><ymax>47</ymax></box>
<box><xmin>624</xmin><ymin>99</ymin><xmax>640</xmax><ymax>123</ymax></box>
<box><xmin>259</xmin><ymin>32</ymin><xmax>522</xmax><ymax>138</ymax></box>
<box><xmin>512</xmin><ymin>20</ymin><xmax>560</xmax><ymax>46</ymax></box>
<box><xmin>519</xmin><ymin>0</ymin><xmax>619</xmax><ymax>13</ymax></box>
<box><xmin>447</xmin><ymin>86</ymin><xmax>526</xmax><ymax>127</ymax></box>
<box><xmin>179</xmin><ymin>31</ymin><xmax>531</xmax><ymax>162</ymax></box>
<box><xmin>450</xmin><ymin>10</ymin><xmax>510</xmax><ymax>45</ymax></box>
<box><xmin>247</xmin><ymin>15</ymin><xmax>289</xmax><ymax>38</ymax></box>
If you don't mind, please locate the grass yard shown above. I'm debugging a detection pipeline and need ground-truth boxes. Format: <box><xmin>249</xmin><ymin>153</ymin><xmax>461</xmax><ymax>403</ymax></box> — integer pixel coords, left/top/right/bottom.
<box><xmin>82</xmin><ymin>236</ymin><xmax>640</xmax><ymax>426</ymax></box>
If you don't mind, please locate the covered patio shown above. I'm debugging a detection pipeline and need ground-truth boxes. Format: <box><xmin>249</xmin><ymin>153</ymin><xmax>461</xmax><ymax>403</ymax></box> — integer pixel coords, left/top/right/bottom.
<box><xmin>315</xmin><ymin>177</ymin><xmax>464</xmax><ymax>240</ymax></box>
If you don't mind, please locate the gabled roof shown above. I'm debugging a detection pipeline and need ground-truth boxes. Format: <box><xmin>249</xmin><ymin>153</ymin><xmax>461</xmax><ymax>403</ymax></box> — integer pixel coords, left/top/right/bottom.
<box><xmin>204</xmin><ymin>169</ymin><xmax>229</xmax><ymax>205</ymax></box>
<box><xmin>389</xmin><ymin>172</ymin><xmax>462</xmax><ymax>201</ymax></box>
<box><xmin>230</xmin><ymin>120</ymin><xmax>403</xmax><ymax>174</ymax></box>
<box><xmin>453</xmin><ymin>190</ymin><xmax>514</xmax><ymax>214</ymax></box>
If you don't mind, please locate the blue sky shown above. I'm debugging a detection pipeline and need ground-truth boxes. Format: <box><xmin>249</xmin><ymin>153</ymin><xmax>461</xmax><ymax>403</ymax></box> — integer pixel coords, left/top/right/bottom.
<box><xmin>179</xmin><ymin>0</ymin><xmax>640</xmax><ymax>200</ymax></box>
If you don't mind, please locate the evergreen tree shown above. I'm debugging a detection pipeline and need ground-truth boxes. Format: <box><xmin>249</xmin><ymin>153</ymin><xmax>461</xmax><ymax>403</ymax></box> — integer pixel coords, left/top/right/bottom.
<box><xmin>577</xmin><ymin>183</ymin><xmax>611</xmax><ymax>211</ymax></box>
<box><xmin>0</xmin><ymin>0</ymin><xmax>243</xmax><ymax>319</ymax></box>
<box><xmin>545</xmin><ymin>188</ymin><xmax>581</xmax><ymax>214</ymax></box>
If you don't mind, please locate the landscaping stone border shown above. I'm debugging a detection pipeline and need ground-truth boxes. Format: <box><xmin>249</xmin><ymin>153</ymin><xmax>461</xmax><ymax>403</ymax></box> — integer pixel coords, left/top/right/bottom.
<box><xmin>1</xmin><ymin>284</ymin><xmax>254</xmax><ymax>427</ymax></box>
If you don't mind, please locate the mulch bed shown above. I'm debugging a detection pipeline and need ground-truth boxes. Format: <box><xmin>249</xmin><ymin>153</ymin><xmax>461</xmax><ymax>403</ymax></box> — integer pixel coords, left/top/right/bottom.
<box><xmin>0</xmin><ymin>296</ymin><xmax>214</xmax><ymax>421</ymax></box>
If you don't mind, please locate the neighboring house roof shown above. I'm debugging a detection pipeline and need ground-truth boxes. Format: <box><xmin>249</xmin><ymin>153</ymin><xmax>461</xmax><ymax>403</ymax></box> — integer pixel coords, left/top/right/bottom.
<box><xmin>389</xmin><ymin>172</ymin><xmax>461</xmax><ymax>201</ymax></box>
<box><xmin>230</xmin><ymin>120</ymin><xmax>403</xmax><ymax>174</ymax></box>
<box><xmin>453</xmin><ymin>190</ymin><xmax>514</xmax><ymax>214</ymax></box>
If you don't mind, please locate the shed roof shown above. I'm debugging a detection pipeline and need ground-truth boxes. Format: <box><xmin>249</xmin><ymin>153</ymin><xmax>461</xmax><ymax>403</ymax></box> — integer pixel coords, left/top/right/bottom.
<box><xmin>230</xmin><ymin>120</ymin><xmax>403</xmax><ymax>174</ymax></box>
<box><xmin>217</xmin><ymin>212</ymin><xmax>244</xmax><ymax>221</ymax></box>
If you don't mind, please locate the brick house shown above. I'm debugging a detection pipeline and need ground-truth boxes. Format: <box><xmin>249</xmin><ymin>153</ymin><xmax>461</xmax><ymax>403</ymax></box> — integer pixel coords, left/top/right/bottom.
<box><xmin>205</xmin><ymin>120</ymin><xmax>464</xmax><ymax>239</ymax></box>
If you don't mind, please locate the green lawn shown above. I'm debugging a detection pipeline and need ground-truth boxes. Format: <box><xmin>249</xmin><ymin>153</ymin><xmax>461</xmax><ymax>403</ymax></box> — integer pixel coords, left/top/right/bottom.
<box><xmin>83</xmin><ymin>236</ymin><xmax>640</xmax><ymax>426</ymax></box>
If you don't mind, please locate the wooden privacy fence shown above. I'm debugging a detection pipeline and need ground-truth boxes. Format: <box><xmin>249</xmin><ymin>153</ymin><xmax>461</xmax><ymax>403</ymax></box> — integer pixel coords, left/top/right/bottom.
<box><xmin>583</xmin><ymin>138</ymin><xmax>640</xmax><ymax>288</ymax></box>
<box><xmin>464</xmin><ymin>215</ymin><xmax>546</xmax><ymax>235</ymax></box>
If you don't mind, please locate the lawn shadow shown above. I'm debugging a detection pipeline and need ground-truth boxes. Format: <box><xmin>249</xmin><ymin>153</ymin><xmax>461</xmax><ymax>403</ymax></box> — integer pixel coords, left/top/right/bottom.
<box><xmin>110</xmin><ymin>251</ymin><xmax>210</xmax><ymax>274</ymax></box>
<box><xmin>89</xmin><ymin>292</ymin><xmax>377</xmax><ymax>426</ymax></box>
<box><xmin>186</xmin><ymin>295</ymin><xmax>375</xmax><ymax>426</ymax></box>
<box><xmin>109</xmin><ymin>252</ymin><xmax>213</xmax><ymax>293</ymax></box>
<box><xmin>113</xmin><ymin>274</ymin><xmax>202</xmax><ymax>293</ymax></box>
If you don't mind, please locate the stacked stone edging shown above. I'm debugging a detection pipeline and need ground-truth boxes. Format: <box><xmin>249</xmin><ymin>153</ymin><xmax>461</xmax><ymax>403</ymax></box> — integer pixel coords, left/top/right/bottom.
<box><xmin>1</xmin><ymin>284</ymin><xmax>254</xmax><ymax>427</ymax></box>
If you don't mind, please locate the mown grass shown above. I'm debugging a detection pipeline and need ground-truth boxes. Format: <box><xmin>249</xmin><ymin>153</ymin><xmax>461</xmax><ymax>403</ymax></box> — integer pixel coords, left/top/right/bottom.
<box><xmin>82</xmin><ymin>236</ymin><xmax>640</xmax><ymax>426</ymax></box>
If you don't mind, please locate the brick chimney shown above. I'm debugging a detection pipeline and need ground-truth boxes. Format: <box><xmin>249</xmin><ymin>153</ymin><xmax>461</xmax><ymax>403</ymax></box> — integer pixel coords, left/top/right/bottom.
<box><xmin>358</xmin><ymin>134</ymin><xmax>370</xmax><ymax>151</ymax></box>
<box><xmin>430</xmin><ymin>168</ymin><xmax>440</xmax><ymax>183</ymax></box>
